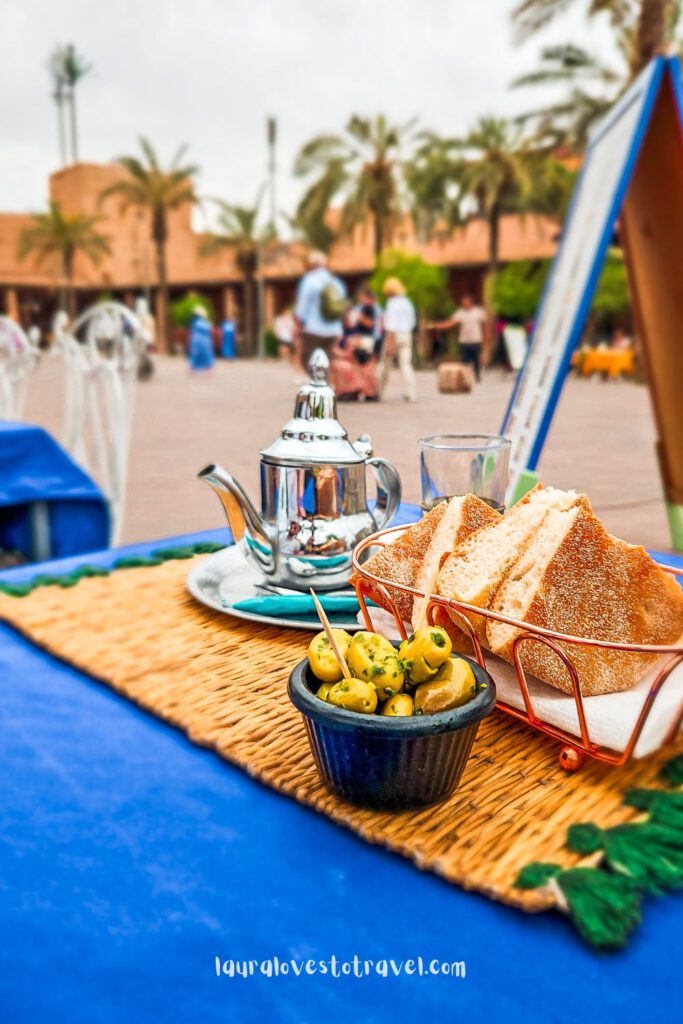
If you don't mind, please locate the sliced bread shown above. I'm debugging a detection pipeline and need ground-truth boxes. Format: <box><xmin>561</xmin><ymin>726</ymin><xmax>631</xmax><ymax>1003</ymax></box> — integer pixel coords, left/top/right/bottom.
<box><xmin>411</xmin><ymin>494</ymin><xmax>500</xmax><ymax>630</ymax></box>
<box><xmin>353</xmin><ymin>494</ymin><xmax>499</xmax><ymax>625</ymax></box>
<box><xmin>352</xmin><ymin>501</ymin><xmax>449</xmax><ymax>623</ymax></box>
<box><xmin>437</xmin><ymin>486</ymin><xmax>585</xmax><ymax>644</ymax></box>
<box><xmin>488</xmin><ymin>502</ymin><xmax>683</xmax><ymax>695</ymax></box>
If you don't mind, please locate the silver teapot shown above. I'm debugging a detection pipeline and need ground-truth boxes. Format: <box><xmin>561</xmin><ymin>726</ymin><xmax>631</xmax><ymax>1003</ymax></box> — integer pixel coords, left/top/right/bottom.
<box><xmin>199</xmin><ymin>349</ymin><xmax>402</xmax><ymax>590</ymax></box>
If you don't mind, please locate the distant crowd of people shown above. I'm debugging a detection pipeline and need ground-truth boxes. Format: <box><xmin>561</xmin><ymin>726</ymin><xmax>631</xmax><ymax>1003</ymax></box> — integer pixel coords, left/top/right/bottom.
<box><xmin>278</xmin><ymin>250</ymin><xmax>491</xmax><ymax>403</ymax></box>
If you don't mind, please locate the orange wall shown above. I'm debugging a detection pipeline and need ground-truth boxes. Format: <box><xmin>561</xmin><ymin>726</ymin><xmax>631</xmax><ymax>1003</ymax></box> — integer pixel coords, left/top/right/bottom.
<box><xmin>0</xmin><ymin>162</ymin><xmax>558</xmax><ymax>291</ymax></box>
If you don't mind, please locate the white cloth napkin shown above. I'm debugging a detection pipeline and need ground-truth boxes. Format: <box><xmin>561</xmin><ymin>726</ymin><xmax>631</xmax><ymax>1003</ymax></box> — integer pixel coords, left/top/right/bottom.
<box><xmin>365</xmin><ymin>609</ymin><xmax>683</xmax><ymax>758</ymax></box>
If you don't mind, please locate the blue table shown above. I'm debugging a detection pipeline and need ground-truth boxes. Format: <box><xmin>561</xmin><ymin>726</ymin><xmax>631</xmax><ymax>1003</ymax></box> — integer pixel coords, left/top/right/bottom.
<box><xmin>1</xmin><ymin>509</ymin><xmax>681</xmax><ymax>1024</ymax></box>
<box><xmin>0</xmin><ymin>420</ymin><xmax>109</xmax><ymax>560</ymax></box>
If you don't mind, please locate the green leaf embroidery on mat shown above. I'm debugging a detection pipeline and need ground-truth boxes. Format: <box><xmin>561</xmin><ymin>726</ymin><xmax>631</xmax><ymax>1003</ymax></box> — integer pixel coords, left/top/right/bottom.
<box><xmin>515</xmin><ymin>862</ymin><xmax>558</xmax><ymax>889</ymax></box>
<box><xmin>624</xmin><ymin>789</ymin><xmax>683</xmax><ymax>830</ymax></box>
<box><xmin>514</xmin><ymin>753</ymin><xmax>683</xmax><ymax>950</ymax></box>
<box><xmin>112</xmin><ymin>556</ymin><xmax>165</xmax><ymax>569</ymax></box>
<box><xmin>31</xmin><ymin>574</ymin><xmax>76</xmax><ymax>588</ymax></box>
<box><xmin>567</xmin><ymin>821</ymin><xmax>683</xmax><ymax>895</ymax></box>
<box><xmin>153</xmin><ymin>547</ymin><xmax>197</xmax><ymax>561</ymax></box>
<box><xmin>0</xmin><ymin>542</ymin><xmax>225</xmax><ymax>597</ymax></box>
<box><xmin>660</xmin><ymin>754</ymin><xmax>683</xmax><ymax>788</ymax></box>
<box><xmin>0</xmin><ymin>582</ymin><xmax>34</xmax><ymax>597</ymax></box>
<box><xmin>555</xmin><ymin>868</ymin><xmax>642</xmax><ymax>951</ymax></box>
<box><xmin>72</xmin><ymin>565</ymin><xmax>112</xmax><ymax>580</ymax></box>
<box><xmin>188</xmin><ymin>542</ymin><xmax>225</xmax><ymax>555</ymax></box>
<box><xmin>515</xmin><ymin>862</ymin><xmax>642</xmax><ymax>950</ymax></box>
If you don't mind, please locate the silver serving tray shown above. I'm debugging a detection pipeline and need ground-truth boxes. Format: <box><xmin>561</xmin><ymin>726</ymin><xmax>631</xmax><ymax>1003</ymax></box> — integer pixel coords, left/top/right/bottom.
<box><xmin>186</xmin><ymin>545</ymin><xmax>362</xmax><ymax>632</ymax></box>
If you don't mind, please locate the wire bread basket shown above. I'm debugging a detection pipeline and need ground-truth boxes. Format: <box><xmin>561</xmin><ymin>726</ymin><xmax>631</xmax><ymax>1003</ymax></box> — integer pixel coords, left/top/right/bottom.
<box><xmin>352</xmin><ymin>524</ymin><xmax>683</xmax><ymax>771</ymax></box>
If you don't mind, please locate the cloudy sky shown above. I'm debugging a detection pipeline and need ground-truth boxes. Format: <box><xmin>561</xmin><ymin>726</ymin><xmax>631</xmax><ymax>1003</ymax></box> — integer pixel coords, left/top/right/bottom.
<box><xmin>3</xmin><ymin>0</ymin><xmax>615</xmax><ymax>226</ymax></box>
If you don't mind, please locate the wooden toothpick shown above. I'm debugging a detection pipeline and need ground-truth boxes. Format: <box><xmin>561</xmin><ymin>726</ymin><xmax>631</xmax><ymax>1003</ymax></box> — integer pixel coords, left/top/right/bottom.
<box><xmin>414</xmin><ymin>563</ymin><xmax>441</xmax><ymax>632</ymax></box>
<box><xmin>309</xmin><ymin>588</ymin><xmax>352</xmax><ymax>679</ymax></box>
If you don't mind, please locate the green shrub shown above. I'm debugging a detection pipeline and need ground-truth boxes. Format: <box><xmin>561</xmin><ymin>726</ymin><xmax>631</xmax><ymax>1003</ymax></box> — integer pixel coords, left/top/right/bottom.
<box><xmin>489</xmin><ymin>249</ymin><xmax>631</xmax><ymax>327</ymax></box>
<box><xmin>262</xmin><ymin>327</ymin><xmax>279</xmax><ymax>358</ymax></box>
<box><xmin>591</xmin><ymin>250</ymin><xmax>631</xmax><ymax>316</ymax></box>
<box><xmin>370</xmin><ymin>248</ymin><xmax>451</xmax><ymax>317</ymax></box>
<box><xmin>170</xmin><ymin>292</ymin><xmax>214</xmax><ymax>328</ymax></box>
<box><xmin>488</xmin><ymin>260</ymin><xmax>551</xmax><ymax>322</ymax></box>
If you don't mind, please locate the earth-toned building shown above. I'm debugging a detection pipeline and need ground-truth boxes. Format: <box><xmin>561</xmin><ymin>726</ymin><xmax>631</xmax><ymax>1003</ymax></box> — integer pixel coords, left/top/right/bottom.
<box><xmin>0</xmin><ymin>162</ymin><xmax>559</xmax><ymax>346</ymax></box>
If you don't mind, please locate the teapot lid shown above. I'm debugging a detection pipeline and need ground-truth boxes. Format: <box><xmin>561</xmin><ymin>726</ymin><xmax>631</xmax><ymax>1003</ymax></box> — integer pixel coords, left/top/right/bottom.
<box><xmin>260</xmin><ymin>349</ymin><xmax>368</xmax><ymax>465</ymax></box>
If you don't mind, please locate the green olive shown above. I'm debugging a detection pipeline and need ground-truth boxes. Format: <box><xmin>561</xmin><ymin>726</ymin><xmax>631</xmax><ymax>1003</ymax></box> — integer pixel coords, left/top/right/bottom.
<box><xmin>347</xmin><ymin>631</ymin><xmax>404</xmax><ymax>700</ymax></box>
<box><xmin>399</xmin><ymin>626</ymin><xmax>452</xmax><ymax>683</ymax></box>
<box><xmin>327</xmin><ymin>677</ymin><xmax>378</xmax><ymax>714</ymax></box>
<box><xmin>413</xmin><ymin>657</ymin><xmax>477</xmax><ymax>715</ymax></box>
<box><xmin>316</xmin><ymin>682</ymin><xmax>333</xmax><ymax>702</ymax></box>
<box><xmin>347</xmin><ymin>631</ymin><xmax>395</xmax><ymax>677</ymax></box>
<box><xmin>307</xmin><ymin>629</ymin><xmax>352</xmax><ymax>683</ymax></box>
<box><xmin>381</xmin><ymin>693</ymin><xmax>414</xmax><ymax>717</ymax></box>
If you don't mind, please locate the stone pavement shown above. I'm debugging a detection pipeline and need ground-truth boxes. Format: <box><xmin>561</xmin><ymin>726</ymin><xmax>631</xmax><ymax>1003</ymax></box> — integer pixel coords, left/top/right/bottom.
<box><xmin>23</xmin><ymin>355</ymin><xmax>673</xmax><ymax>552</ymax></box>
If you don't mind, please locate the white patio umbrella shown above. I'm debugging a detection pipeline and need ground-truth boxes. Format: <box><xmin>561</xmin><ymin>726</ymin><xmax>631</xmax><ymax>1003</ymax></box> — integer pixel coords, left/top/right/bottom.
<box><xmin>57</xmin><ymin>301</ymin><xmax>150</xmax><ymax>545</ymax></box>
<box><xmin>0</xmin><ymin>316</ymin><xmax>40</xmax><ymax>421</ymax></box>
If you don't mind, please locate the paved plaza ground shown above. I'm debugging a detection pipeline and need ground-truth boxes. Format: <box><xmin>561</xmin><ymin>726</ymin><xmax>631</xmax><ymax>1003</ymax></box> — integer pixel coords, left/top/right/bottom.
<box><xmin>24</xmin><ymin>354</ymin><xmax>673</xmax><ymax>553</ymax></box>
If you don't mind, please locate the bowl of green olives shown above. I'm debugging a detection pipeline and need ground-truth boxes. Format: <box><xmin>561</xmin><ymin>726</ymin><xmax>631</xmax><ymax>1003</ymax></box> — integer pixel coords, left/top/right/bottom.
<box><xmin>288</xmin><ymin>626</ymin><xmax>496</xmax><ymax>810</ymax></box>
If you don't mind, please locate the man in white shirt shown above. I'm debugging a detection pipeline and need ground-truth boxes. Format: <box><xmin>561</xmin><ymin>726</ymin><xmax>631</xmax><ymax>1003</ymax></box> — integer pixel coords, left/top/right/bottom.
<box><xmin>380</xmin><ymin>277</ymin><xmax>417</xmax><ymax>402</ymax></box>
<box><xmin>430</xmin><ymin>294</ymin><xmax>488</xmax><ymax>381</ymax></box>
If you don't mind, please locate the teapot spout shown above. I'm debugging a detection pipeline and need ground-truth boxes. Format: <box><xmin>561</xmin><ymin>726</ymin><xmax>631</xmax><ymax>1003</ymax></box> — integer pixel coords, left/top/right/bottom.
<box><xmin>198</xmin><ymin>464</ymin><xmax>275</xmax><ymax>572</ymax></box>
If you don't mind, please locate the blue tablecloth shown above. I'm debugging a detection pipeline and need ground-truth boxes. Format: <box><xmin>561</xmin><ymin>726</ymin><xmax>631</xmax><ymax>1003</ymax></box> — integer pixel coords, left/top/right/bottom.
<box><xmin>0</xmin><ymin>420</ymin><xmax>109</xmax><ymax>559</ymax></box>
<box><xmin>0</xmin><ymin>507</ymin><xmax>681</xmax><ymax>1024</ymax></box>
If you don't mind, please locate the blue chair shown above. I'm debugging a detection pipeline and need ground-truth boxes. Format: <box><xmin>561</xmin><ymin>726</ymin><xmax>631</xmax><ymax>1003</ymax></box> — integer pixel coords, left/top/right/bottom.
<box><xmin>0</xmin><ymin>420</ymin><xmax>109</xmax><ymax>562</ymax></box>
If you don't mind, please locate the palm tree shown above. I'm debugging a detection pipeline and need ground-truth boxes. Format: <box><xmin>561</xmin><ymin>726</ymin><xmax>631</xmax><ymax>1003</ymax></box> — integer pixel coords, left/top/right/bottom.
<box><xmin>47</xmin><ymin>49</ymin><xmax>68</xmax><ymax>166</ymax></box>
<box><xmin>47</xmin><ymin>44</ymin><xmax>91</xmax><ymax>163</ymax></box>
<box><xmin>62</xmin><ymin>44</ymin><xmax>91</xmax><ymax>163</ymax></box>
<box><xmin>17</xmin><ymin>201</ymin><xmax>111</xmax><ymax>319</ymax></box>
<box><xmin>511</xmin><ymin>0</ymin><xmax>681</xmax><ymax>77</ymax></box>
<box><xmin>512</xmin><ymin>43</ymin><xmax>624</xmax><ymax>148</ymax></box>
<box><xmin>451</xmin><ymin>117</ymin><xmax>568</xmax><ymax>280</ymax></box>
<box><xmin>294</xmin><ymin>114</ymin><xmax>415</xmax><ymax>257</ymax></box>
<box><xmin>289</xmin><ymin>170</ymin><xmax>343</xmax><ymax>253</ymax></box>
<box><xmin>200</xmin><ymin>192</ymin><xmax>273</xmax><ymax>356</ymax></box>
<box><xmin>101</xmin><ymin>139</ymin><xmax>198</xmax><ymax>351</ymax></box>
<box><xmin>404</xmin><ymin>133</ymin><xmax>465</xmax><ymax>240</ymax></box>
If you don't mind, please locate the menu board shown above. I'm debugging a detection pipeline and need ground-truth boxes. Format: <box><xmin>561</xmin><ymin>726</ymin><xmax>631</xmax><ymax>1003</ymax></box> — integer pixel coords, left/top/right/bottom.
<box><xmin>502</xmin><ymin>57</ymin><xmax>667</xmax><ymax>503</ymax></box>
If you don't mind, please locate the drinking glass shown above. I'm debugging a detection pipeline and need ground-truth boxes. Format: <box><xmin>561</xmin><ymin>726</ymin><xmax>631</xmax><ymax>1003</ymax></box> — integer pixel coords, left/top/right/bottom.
<box><xmin>418</xmin><ymin>434</ymin><xmax>511</xmax><ymax>513</ymax></box>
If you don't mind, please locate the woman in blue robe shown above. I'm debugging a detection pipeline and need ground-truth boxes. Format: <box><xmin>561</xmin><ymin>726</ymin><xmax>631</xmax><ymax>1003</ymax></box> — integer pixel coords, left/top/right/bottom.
<box><xmin>188</xmin><ymin>307</ymin><xmax>215</xmax><ymax>371</ymax></box>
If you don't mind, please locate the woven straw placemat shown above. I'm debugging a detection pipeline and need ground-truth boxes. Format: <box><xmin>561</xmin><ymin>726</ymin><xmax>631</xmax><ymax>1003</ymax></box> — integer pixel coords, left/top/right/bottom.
<box><xmin>1</xmin><ymin>554</ymin><xmax>680</xmax><ymax>914</ymax></box>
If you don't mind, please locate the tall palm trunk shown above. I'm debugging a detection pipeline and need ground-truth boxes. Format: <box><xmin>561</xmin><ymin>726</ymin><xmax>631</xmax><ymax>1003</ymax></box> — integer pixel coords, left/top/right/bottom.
<box><xmin>373</xmin><ymin>209</ymin><xmax>384</xmax><ymax>258</ymax></box>
<box><xmin>242</xmin><ymin>274</ymin><xmax>258</xmax><ymax>357</ymax></box>
<box><xmin>68</xmin><ymin>87</ymin><xmax>79</xmax><ymax>163</ymax></box>
<box><xmin>55</xmin><ymin>88</ymin><xmax>67</xmax><ymax>167</ymax></box>
<box><xmin>63</xmin><ymin>250</ymin><xmax>76</xmax><ymax>321</ymax></box>
<box><xmin>153</xmin><ymin>213</ymin><xmax>169</xmax><ymax>354</ymax></box>
<box><xmin>488</xmin><ymin>203</ymin><xmax>501</xmax><ymax>280</ymax></box>
<box><xmin>633</xmin><ymin>0</ymin><xmax>670</xmax><ymax>74</ymax></box>
<box><xmin>484</xmin><ymin>204</ymin><xmax>502</xmax><ymax>367</ymax></box>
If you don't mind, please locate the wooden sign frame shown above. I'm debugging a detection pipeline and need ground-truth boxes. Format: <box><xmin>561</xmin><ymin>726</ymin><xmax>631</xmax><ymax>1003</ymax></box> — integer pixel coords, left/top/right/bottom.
<box><xmin>502</xmin><ymin>56</ymin><xmax>683</xmax><ymax>549</ymax></box>
<box><xmin>620</xmin><ymin>59</ymin><xmax>683</xmax><ymax>549</ymax></box>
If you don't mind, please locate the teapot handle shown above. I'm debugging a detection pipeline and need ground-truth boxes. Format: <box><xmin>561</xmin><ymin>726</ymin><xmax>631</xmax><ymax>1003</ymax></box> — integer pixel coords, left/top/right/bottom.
<box><xmin>367</xmin><ymin>457</ymin><xmax>402</xmax><ymax>530</ymax></box>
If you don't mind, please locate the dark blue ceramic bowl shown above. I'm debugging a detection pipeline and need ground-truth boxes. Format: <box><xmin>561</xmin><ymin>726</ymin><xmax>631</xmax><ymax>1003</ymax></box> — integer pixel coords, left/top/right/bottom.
<box><xmin>288</xmin><ymin>651</ymin><xmax>496</xmax><ymax>810</ymax></box>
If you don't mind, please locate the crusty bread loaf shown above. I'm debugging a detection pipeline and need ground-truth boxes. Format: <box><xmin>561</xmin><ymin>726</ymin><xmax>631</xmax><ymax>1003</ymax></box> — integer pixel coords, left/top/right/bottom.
<box><xmin>437</xmin><ymin>486</ymin><xmax>584</xmax><ymax>644</ymax></box>
<box><xmin>487</xmin><ymin>502</ymin><xmax>683</xmax><ymax>695</ymax></box>
<box><xmin>353</xmin><ymin>495</ymin><xmax>499</xmax><ymax>624</ymax></box>
<box><xmin>412</xmin><ymin>495</ymin><xmax>500</xmax><ymax>629</ymax></box>
<box><xmin>352</xmin><ymin>501</ymin><xmax>448</xmax><ymax>623</ymax></box>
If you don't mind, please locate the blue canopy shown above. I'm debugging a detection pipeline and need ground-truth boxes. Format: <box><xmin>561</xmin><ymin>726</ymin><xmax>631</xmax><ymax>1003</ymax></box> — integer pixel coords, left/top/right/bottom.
<box><xmin>0</xmin><ymin>420</ymin><xmax>109</xmax><ymax>560</ymax></box>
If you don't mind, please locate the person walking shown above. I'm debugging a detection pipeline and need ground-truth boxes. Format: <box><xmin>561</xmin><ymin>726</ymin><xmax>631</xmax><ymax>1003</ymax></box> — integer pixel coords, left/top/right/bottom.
<box><xmin>380</xmin><ymin>277</ymin><xmax>417</xmax><ymax>403</ymax></box>
<box><xmin>293</xmin><ymin>251</ymin><xmax>346</xmax><ymax>368</ymax></box>
<box><xmin>429</xmin><ymin>294</ymin><xmax>488</xmax><ymax>382</ymax></box>
<box><xmin>187</xmin><ymin>305</ymin><xmax>215</xmax><ymax>372</ymax></box>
